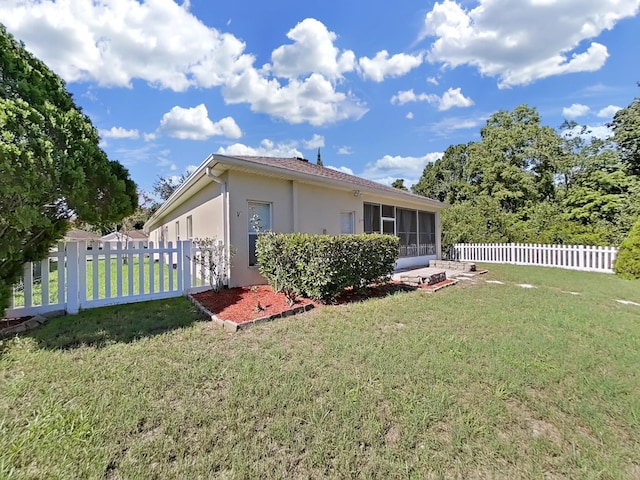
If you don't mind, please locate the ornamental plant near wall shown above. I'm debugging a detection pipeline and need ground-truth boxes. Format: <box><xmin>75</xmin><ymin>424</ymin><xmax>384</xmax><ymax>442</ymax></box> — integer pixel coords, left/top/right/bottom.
<box><xmin>614</xmin><ymin>217</ymin><xmax>640</xmax><ymax>280</ymax></box>
<box><xmin>190</xmin><ymin>237</ymin><xmax>236</xmax><ymax>292</ymax></box>
<box><xmin>256</xmin><ymin>233</ymin><xmax>399</xmax><ymax>303</ymax></box>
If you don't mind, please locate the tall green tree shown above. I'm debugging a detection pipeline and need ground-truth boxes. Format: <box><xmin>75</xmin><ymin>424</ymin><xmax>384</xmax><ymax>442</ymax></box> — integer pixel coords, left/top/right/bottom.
<box><xmin>611</xmin><ymin>97</ymin><xmax>640</xmax><ymax>176</ymax></box>
<box><xmin>391</xmin><ymin>178</ymin><xmax>408</xmax><ymax>191</ymax></box>
<box><xmin>0</xmin><ymin>25</ymin><xmax>137</xmax><ymax>309</ymax></box>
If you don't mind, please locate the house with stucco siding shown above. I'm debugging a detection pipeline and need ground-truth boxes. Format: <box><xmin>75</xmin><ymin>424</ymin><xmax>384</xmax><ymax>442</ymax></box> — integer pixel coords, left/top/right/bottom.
<box><xmin>144</xmin><ymin>154</ymin><xmax>448</xmax><ymax>288</ymax></box>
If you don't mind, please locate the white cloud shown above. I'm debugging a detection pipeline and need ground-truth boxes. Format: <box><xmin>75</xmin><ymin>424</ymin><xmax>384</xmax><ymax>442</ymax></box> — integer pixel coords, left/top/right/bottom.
<box><xmin>216</xmin><ymin>139</ymin><xmax>303</xmax><ymax>158</ymax></box>
<box><xmin>302</xmin><ymin>134</ymin><xmax>325</xmax><ymax>149</ymax></box>
<box><xmin>99</xmin><ymin>126</ymin><xmax>139</xmax><ymax>139</ymax></box>
<box><xmin>360</xmin><ymin>152</ymin><xmax>443</xmax><ymax>187</ymax></box>
<box><xmin>222</xmin><ymin>70</ymin><xmax>368</xmax><ymax>126</ymax></box>
<box><xmin>438</xmin><ymin>87</ymin><xmax>474</xmax><ymax>110</ymax></box>
<box><xmin>271</xmin><ymin>18</ymin><xmax>355</xmax><ymax>80</ymax></box>
<box><xmin>0</xmin><ymin>0</ymin><xmax>253</xmax><ymax>91</ymax></box>
<box><xmin>326</xmin><ymin>165</ymin><xmax>354</xmax><ymax>175</ymax></box>
<box><xmin>597</xmin><ymin>105</ymin><xmax>622</xmax><ymax>118</ymax></box>
<box><xmin>391</xmin><ymin>89</ymin><xmax>437</xmax><ymax>105</ymax></box>
<box><xmin>159</xmin><ymin>104</ymin><xmax>242</xmax><ymax>140</ymax></box>
<box><xmin>143</xmin><ymin>132</ymin><xmax>157</xmax><ymax>142</ymax></box>
<box><xmin>337</xmin><ymin>146</ymin><xmax>353</xmax><ymax>155</ymax></box>
<box><xmin>406</xmin><ymin>112</ymin><xmax>414</xmax><ymax>120</ymax></box>
<box><xmin>427</xmin><ymin>76</ymin><xmax>439</xmax><ymax>85</ymax></box>
<box><xmin>0</xmin><ymin>5</ymin><xmax>368</xmax><ymax>127</ymax></box>
<box><xmin>421</xmin><ymin>0</ymin><xmax>639</xmax><ymax>87</ymax></box>
<box><xmin>358</xmin><ymin>50</ymin><xmax>424</xmax><ymax>82</ymax></box>
<box><xmin>391</xmin><ymin>87</ymin><xmax>473</xmax><ymax>110</ymax></box>
<box><xmin>565</xmin><ymin>123</ymin><xmax>613</xmax><ymax>141</ymax></box>
<box><xmin>429</xmin><ymin>114</ymin><xmax>487</xmax><ymax>134</ymax></box>
<box><xmin>562</xmin><ymin>103</ymin><xmax>591</xmax><ymax>119</ymax></box>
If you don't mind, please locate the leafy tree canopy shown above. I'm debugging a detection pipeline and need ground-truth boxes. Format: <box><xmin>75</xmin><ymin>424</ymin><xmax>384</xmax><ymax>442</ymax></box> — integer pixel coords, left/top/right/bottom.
<box><xmin>0</xmin><ymin>24</ymin><xmax>137</xmax><ymax>309</ymax></box>
<box><xmin>413</xmin><ymin>103</ymin><xmax>640</xmax><ymax>253</ymax></box>
<box><xmin>611</xmin><ymin>97</ymin><xmax>640</xmax><ymax>176</ymax></box>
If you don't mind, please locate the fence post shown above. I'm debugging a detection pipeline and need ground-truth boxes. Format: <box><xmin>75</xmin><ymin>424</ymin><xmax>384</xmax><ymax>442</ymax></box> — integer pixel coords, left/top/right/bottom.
<box><xmin>66</xmin><ymin>241</ymin><xmax>79</xmax><ymax>314</ymax></box>
<box><xmin>181</xmin><ymin>240</ymin><xmax>191</xmax><ymax>295</ymax></box>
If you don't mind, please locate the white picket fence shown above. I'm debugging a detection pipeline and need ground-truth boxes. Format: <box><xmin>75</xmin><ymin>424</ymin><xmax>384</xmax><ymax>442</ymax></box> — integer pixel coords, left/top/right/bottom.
<box><xmin>451</xmin><ymin>243</ymin><xmax>618</xmax><ymax>273</ymax></box>
<box><xmin>5</xmin><ymin>240</ymin><xmax>215</xmax><ymax>319</ymax></box>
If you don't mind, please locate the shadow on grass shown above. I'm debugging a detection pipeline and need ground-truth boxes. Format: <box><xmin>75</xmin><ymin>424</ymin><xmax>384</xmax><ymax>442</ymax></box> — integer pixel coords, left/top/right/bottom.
<box><xmin>23</xmin><ymin>297</ymin><xmax>207</xmax><ymax>350</ymax></box>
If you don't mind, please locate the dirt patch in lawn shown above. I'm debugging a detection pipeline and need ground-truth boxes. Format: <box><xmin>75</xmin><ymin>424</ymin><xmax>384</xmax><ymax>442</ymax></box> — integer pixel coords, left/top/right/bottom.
<box><xmin>191</xmin><ymin>283</ymin><xmax>418</xmax><ymax>325</ymax></box>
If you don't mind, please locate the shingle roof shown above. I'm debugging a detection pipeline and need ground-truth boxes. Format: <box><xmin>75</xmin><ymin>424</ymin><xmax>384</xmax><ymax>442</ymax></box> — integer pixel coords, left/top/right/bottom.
<box><xmin>64</xmin><ymin>228</ymin><xmax>100</xmax><ymax>241</ymax></box>
<box><xmin>231</xmin><ymin>156</ymin><xmax>436</xmax><ymax>203</ymax></box>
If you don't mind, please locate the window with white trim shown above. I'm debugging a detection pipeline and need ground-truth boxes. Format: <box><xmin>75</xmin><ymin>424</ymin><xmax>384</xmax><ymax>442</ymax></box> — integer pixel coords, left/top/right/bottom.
<box><xmin>175</xmin><ymin>221</ymin><xmax>180</xmax><ymax>241</ymax></box>
<box><xmin>248</xmin><ymin>201</ymin><xmax>272</xmax><ymax>267</ymax></box>
<box><xmin>186</xmin><ymin>215</ymin><xmax>193</xmax><ymax>239</ymax></box>
<box><xmin>340</xmin><ymin>211</ymin><xmax>355</xmax><ymax>234</ymax></box>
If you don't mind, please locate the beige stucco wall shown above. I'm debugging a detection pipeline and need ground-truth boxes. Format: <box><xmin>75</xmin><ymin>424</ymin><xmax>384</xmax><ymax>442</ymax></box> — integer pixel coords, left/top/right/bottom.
<box><xmin>148</xmin><ymin>180</ymin><xmax>224</xmax><ymax>245</ymax></box>
<box><xmin>226</xmin><ymin>172</ymin><xmax>444</xmax><ymax>287</ymax></box>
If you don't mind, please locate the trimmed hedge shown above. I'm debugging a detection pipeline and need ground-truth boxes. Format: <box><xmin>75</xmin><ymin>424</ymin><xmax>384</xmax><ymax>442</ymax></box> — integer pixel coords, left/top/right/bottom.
<box><xmin>614</xmin><ymin>216</ymin><xmax>640</xmax><ymax>279</ymax></box>
<box><xmin>256</xmin><ymin>233</ymin><xmax>399</xmax><ymax>302</ymax></box>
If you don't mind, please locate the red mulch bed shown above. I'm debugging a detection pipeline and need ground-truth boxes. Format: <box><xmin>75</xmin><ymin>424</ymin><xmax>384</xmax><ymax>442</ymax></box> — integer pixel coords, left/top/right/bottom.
<box><xmin>191</xmin><ymin>283</ymin><xmax>418</xmax><ymax>324</ymax></box>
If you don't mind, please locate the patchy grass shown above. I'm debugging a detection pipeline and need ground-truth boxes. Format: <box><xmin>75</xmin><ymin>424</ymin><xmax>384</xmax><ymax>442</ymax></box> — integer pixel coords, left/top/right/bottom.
<box><xmin>1</xmin><ymin>264</ymin><xmax>639</xmax><ymax>478</ymax></box>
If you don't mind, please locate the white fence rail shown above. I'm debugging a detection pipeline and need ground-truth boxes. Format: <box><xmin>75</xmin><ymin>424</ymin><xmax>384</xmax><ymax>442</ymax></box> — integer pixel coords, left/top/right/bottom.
<box><xmin>451</xmin><ymin>243</ymin><xmax>618</xmax><ymax>273</ymax></box>
<box><xmin>5</xmin><ymin>240</ymin><xmax>213</xmax><ymax>319</ymax></box>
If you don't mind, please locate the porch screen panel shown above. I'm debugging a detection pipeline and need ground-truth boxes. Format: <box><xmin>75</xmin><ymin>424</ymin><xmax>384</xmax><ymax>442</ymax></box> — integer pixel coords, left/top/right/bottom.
<box><xmin>363</xmin><ymin>203</ymin><xmax>380</xmax><ymax>233</ymax></box>
<box><xmin>418</xmin><ymin>211</ymin><xmax>436</xmax><ymax>255</ymax></box>
<box><xmin>397</xmin><ymin>208</ymin><xmax>417</xmax><ymax>257</ymax></box>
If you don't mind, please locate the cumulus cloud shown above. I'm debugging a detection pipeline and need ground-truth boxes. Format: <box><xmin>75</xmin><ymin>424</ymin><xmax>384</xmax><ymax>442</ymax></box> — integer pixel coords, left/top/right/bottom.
<box><xmin>326</xmin><ymin>165</ymin><xmax>355</xmax><ymax>175</ymax></box>
<box><xmin>597</xmin><ymin>105</ymin><xmax>622</xmax><ymax>118</ymax></box>
<box><xmin>159</xmin><ymin>104</ymin><xmax>242</xmax><ymax>140</ymax></box>
<box><xmin>391</xmin><ymin>87</ymin><xmax>473</xmax><ymax>110</ymax></box>
<box><xmin>406</xmin><ymin>112</ymin><xmax>414</xmax><ymax>120</ymax></box>
<box><xmin>360</xmin><ymin>152</ymin><xmax>443</xmax><ymax>186</ymax></box>
<box><xmin>421</xmin><ymin>0</ymin><xmax>639</xmax><ymax>87</ymax></box>
<box><xmin>0</xmin><ymin>4</ymin><xmax>368</xmax><ymax>127</ymax></box>
<box><xmin>564</xmin><ymin>123</ymin><xmax>613</xmax><ymax>141</ymax></box>
<box><xmin>271</xmin><ymin>18</ymin><xmax>355</xmax><ymax>80</ymax></box>
<box><xmin>99</xmin><ymin>126</ymin><xmax>139</xmax><ymax>139</ymax></box>
<box><xmin>222</xmin><ymin>71</ymin><xmax>368</xmax><ymax>126</ymax></box>
<box><xmin>216</xmin><ymin>139</ymin><xmax>303</xmax><ymax>158</ymax></box>
<box><xmin>0</xmin><ymin>0</ymin><xmax>253</xmax><ymax>91</ymax></box>
<box><xmin>562</xmin><ymin>103</ymin><xmax>591</xmax><ymax>119</ymax></box>
<box><xmin>337</xmin><ymin>146</ymin><xmax>353</xmax><ymax>155</ymax></box>
<box><xmin>358</xmin><ymin>50</ymin><xmax>424</xmax><ymax>82</ymax></box>
<box><xmin>427</xmin><ymin>76</ymin><xmax>439</xmax><ymax>85</ymax></box>
<box><xmin>302</xmin><ymin>134</ymin><xmax>325</xmax><ymax>149</ymax></box>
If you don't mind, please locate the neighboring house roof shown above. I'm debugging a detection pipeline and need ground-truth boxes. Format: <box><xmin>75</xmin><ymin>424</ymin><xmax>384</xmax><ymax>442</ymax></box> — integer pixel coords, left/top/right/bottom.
<box><xmin>64</xmin><ymin>228</ymin><xmax>101</xmax><ymax>242</ymax></box>
<box><xmin>125</xmin><ymin>230</ymin><xmax>149</xmax><ymax>240</ymax></box>
<box><xmin>146</xmin><ymin>154</ymin><xmax>448</xmax><ymax>230</ymax></box>
<box><xmin>101</xmin><ymin>230</ymin><xmax>149</xmax><ymax>242</ymax></box>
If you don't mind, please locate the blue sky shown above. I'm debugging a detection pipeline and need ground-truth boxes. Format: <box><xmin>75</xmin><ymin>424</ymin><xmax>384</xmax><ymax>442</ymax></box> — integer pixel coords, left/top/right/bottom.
<box><xmin>1</xmin><ymin>0</ymin><xmax>639</xmax><ymax>195</ymax></box>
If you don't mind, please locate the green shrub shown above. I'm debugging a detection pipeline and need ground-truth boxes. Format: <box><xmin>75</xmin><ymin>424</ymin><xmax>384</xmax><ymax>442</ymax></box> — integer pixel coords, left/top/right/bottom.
<box><xmin>614</xmin><ymin>217</ymin><xmax>640</xmax><ymax>279</ymax></box>
<box><xmin>256</xmin><ymin>233</ymin><xmax>399</xmax><ymax>302</ymax></box>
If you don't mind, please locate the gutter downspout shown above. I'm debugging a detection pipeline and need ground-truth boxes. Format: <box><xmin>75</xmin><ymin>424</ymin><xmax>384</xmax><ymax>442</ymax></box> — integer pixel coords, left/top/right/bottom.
<box><xmin>206</xmin><ymin>167</ymin><xmax>230</xmax><ymax>287</ymax></box>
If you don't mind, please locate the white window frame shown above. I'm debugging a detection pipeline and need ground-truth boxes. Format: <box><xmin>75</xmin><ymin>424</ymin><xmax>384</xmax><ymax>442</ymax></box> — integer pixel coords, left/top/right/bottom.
<box><xmin>248</xmin><ymin>201</ymin><xmax>272</xmax><ymax>267</ymax></box>
<box><xmin>175</xmin><ymin>221</ymin><xmax>180</xmax><ymax>241</ymax></box>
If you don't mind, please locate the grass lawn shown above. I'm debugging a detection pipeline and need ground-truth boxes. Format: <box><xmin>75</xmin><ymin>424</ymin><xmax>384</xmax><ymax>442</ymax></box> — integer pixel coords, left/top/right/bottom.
<box><xmin>1</xmin><ymin>264</ymin><xmax>639</xmax><ymax>478</ymax></box>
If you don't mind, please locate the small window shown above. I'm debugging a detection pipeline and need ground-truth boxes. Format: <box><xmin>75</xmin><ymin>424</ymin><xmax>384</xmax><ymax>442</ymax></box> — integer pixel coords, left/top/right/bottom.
<box><xmin>382</xmin><ymin>204</ymin><xmax>395</xmax><ymax>218</ymax></box>
<box><xmin>340</xmin><ymin>211</ymin><xmax>355</xmax><ymax>234</ymax></box>
<box><xmin>186</xmin><ymin>215</ymin><xmax>193</xmax><ymax>239</ymax></box>
<box><xmin>175</xmin><ymin>221</ymin><xmax>180</xmax><ymax>241</ymax></box>
<box><xmin>248</xmin><ymin>201</ymin><xmax>272</xmax><ymax>266</ymax></box>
